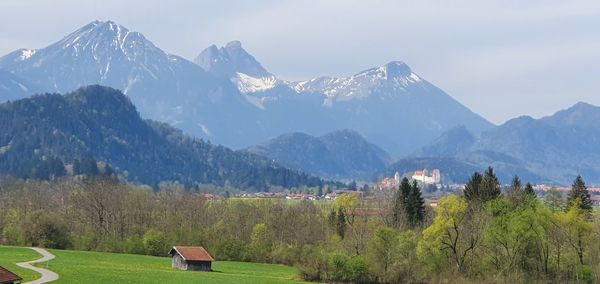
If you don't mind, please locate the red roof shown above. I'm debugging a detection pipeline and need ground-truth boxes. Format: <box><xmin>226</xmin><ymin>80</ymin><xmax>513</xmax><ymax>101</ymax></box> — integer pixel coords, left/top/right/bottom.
<box><xmin>0</xmin><ymin>266</ymin><xmax>22</xmax><ymax>284</ymax></box>
<box><xmin>170</xmin><ymin>246</ymin><xmax>214</xmax><ymax>262</ymax></box>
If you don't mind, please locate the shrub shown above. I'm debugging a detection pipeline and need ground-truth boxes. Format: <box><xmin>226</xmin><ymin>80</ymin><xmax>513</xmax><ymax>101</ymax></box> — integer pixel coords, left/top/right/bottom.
<box><xmin>329</xmin><ymin>253</ymin><xmax>351</xmax><ymax>282</ymax></box>
<box><xmin>143</xmin><ymin>229</ymin><xmax>169</xmax><ymax>256</ymax></box>
<box><xmin>125</xmin><ymin>236</ymin><xmax>146</xmax><ymax>255</ymax></box>
<box><xmin>348</xmin><ymin>256</ymin><xmax>371</xmax><ymax>284</ymax></box>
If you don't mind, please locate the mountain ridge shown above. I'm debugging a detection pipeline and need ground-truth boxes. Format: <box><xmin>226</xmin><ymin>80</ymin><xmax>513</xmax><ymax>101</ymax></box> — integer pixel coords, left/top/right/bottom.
<box><xmin>1</xmin><ymin>20</ymin><xmax>493</xmax><ymax>156</ymax></box>
<box><xmin>407</xmin><ymin>102</ymin><xmax>600</xmax><ymax>184</ymax></box>
<box><xmin>247</xmin><ymin>129</ymin><xmax>391</xmax><ymax>180</ymax></box>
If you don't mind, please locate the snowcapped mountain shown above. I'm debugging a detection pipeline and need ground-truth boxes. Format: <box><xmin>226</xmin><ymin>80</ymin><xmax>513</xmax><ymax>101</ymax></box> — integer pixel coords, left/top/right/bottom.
<box><xmin>0</xmin><ymin>21</ymin><xmax>263</xmax><ymax>149</ymax></box>
<box><xmin>193</xmin><ymin>42</ymin><xmax>492</xmax><ymax>155</ymax></box>
<box><xmin>195</xmin><ymin>41</ymin><xmax>278</xmax><ymax>94</ymax></box>
<box><xmin>0</xmin><ymin>21</ymin><xmax>493</xmax><ymax>156</ymax></box>
<box><xmin>291</xmin><ymin>61</ymin><xmax>423</xmax><ymax>102</ymax></box>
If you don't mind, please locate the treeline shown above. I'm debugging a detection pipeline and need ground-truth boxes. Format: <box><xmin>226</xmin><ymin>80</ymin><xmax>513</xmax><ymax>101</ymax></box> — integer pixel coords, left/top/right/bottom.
<box><xmin>1</xmin><ymin>169</ymin><xmax>600</xmax><ymax>283</ymax></box>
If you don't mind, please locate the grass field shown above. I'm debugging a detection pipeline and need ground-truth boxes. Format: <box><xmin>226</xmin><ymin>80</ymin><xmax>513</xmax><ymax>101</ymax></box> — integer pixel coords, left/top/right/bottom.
<box><xmin>0</xmin><ymin>246</ymin><xmax>41</xmax><ymax>282</ymax></box>
<box><xmin>38</xmin><ymin>249</ymin><xmax>307</xmax><ymax>283</ymax></box>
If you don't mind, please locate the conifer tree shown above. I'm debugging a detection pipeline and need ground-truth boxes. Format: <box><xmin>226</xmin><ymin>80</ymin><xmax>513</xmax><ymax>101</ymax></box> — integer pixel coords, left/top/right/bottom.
<box><xmin>524</xmin><ymin>182</ymin><xmax>536</xmax><ymax>199</ymax></box>
<box><xmin>567</xmin><ymin>175</ymin><xmax>593</xmax><ymax>211</ymax></box>
<box><xmin>407</xmin><ymin>180</ymin><xmax>425</xmax><ymax>226</ymax></box>
<box><xmin>464</xmin><ymin>172</ymin><xmax>483</xmax><ymax>202</ymax></box>
<box><xmin>481</xmin><ymin>166</ymin><xmax>501</xmax><ymax>201</ymax></box>
<box><xmin>393</xmin><ymin>177</ymin><xmax>411</xmax><ymax>227</ymax></box>
<box><xmin>508</xmin><ymin>175</ymin><xmax>522</xmax><ymax>203</ymax></box>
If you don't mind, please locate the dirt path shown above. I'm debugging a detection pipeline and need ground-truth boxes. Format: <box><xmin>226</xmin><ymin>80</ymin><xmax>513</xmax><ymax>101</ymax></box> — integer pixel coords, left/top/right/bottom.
<box><xmin>16</xmin><ymin>247</ymin><xmax>59</xmax><ymax>284</ymax></box>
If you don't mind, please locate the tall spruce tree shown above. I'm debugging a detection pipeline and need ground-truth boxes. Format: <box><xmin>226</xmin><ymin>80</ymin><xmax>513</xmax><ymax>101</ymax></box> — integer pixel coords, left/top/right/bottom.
<box><xmin>567</xmin><ymin>175</ymin><xmax>593</xmax><ymax>211</ymax></box>
<box><xmin>393</xmin><ymin>177</ymin><xmax>411</xmax><ymax>227</ymax></box>
<box><xmin>508</xmin><ymin>175</ymin><xmax>523</xmax><ymax>203</ymax></box>
<box><xmin>464</xmin><ymin>172</ymin><xmax>483</xmax><ymax>202</ymax></box>
<box><xmin>407</xmin><ymin>180</ymin><xmax>425</xmax><ymax>226</ymax></box>
<box><xmin>481</xmin><ymin>166</ymin><xmax>501</xmax><ymax>201</ymax></box>
<box><xmin>464</xmin><ymin>167</ymin><xmax>500</xmax><ymax>203</ymax></box>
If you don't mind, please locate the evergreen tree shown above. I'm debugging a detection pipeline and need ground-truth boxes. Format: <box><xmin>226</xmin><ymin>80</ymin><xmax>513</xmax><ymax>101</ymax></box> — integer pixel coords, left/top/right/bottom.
<box><xmin>509</xmin><ymin>175</ymin><xmax>522</xmax><ymax>195</ymax></box>
<box><xmin>407</xmin><ymin>180</ymin><xmax>425</xmax><ymax>226</ymax></box>
<box><xmin>524</xmin><ymin>182</ymin><xmax>536</xmax><ymax>199</ymax></box>
<box><xmin>393</xmin><ymin>177</ymin><xmax>411</xmax><ymax>227</ymax></box>
<box><xmin>464</xmin><ymin>167</ymin><xmax>500</xmax><ymax>203</ymax></box>
<box><xmin>567</xmin><ymin>175</ymin><xmax>593</xmax><ymax>211</ymax></box>
<box><xmin>481</xmin><ymin>166</ymin><xmax>501</xmax><ymax>201</ymax></box>
<box><xmin>464</xmin><ymin>172</ymin><xmax>483</xmax><ymax>202</ymax></box>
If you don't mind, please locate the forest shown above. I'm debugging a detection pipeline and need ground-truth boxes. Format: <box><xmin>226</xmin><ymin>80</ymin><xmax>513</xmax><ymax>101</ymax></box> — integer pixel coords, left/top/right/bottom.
<box><xmin>0</xmin><ymin>168</ymin><xmax>599</xmax><ymax>283</ymax></box>
<box><xmin>0</xmin><ymin>85</ymin><xmax>330</xmax><ymax>190</ymax></box>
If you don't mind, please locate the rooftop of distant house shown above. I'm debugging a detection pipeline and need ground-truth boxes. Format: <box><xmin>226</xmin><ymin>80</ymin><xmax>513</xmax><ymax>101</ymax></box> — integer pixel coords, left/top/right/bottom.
<box><xmin>0</xmin><ymin>266</ymin><xmax>22</xmax><ymax>284</ymax></box>
<box><xmin>169</xmin><ymin>246</ymin><xmax>214</xmax><ymax>262</ymax></box>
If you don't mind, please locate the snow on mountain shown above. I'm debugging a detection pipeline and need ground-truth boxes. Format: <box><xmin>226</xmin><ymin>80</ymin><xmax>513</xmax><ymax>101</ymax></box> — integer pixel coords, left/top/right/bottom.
<box><xmin>0</xmin><ymin>21</ymin><xmax>262</xmax><ymax>149</ymax></box>
<box><xmin>290</xmin><ymin>61</ymin><xmax>423</xmax><ymax>102</ymax></box>
<box><xmin>195</xmin><ymin>41</ymin><xmax>278</xmax><ymax>94</ymax></box>
<box><xmin>0</xmin><ymin>20</ymin><xmax>200</xmax><ymax>94</ymax></box>
<box><xmin>0</xmin><ymin>22</ymin><xmax>493</xmax><ymax>156</ymax></box>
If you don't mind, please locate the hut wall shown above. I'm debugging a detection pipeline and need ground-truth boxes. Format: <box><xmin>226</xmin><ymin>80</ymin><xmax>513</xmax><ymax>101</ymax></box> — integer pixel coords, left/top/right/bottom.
<box><xmin>187</xmin><ymin>261</ymin><xmax>212</xmax><ymax>271</ymax></box>
<box><xmin>171</xmin><ymin>254</ymin><xmax>188</xmax><ymax>270</ymax></box>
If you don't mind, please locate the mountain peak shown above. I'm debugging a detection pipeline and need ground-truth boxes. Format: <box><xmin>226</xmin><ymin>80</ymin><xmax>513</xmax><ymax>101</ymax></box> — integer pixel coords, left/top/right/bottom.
<box><xmin>542</xmin><ymin>101</ymin><xmax>600</xmax><ymax>128</ymax></box>
<box><xmin>384</xmin><ymin>61</ymin><xmax>412</xmax><ymax>77</ymax></box>
<box><xmin>195</xmin><ymin>41</ymin><xmax>271</xmax><ymax>78</ymax></box>
<box><xmin>225</xmin><ymin>40</ymin><xmax>242</xmax><ymax>49</ymax></box>
<box><xmin>569</xmin><ymin>101</ymin><xmax>597</xmax><ymax>111</ymax></box>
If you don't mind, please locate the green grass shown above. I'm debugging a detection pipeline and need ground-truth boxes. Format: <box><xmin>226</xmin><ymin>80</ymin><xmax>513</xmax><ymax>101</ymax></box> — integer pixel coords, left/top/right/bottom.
<box><xmin>0</xmin><ymin>246</ymin><xmax>42</xmax><ymax>282</ymax></box>
<box><xmin>44</xmin><ymin>249</ymin><xmax>308</xmax><ymax>283</ymax></box>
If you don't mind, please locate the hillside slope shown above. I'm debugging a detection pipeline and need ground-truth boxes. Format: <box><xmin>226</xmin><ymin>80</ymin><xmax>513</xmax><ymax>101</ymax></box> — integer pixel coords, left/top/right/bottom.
<box><xmin>248</xmin><ymin>129</ymin><xmax>390</xmax><ymax>180</ymax></box>
<box><xmin>0</xmin><ymin>85</ymin><xmax>324</xmax><ymax>189</ymax></box>
<box><xmin>402</xmin><ymin>102</ymin><xmax>600</xmax><ymax>184</ymax></box>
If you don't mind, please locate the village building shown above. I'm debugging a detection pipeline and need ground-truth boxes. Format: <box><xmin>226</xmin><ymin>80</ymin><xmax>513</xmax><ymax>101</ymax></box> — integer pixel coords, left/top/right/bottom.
<box><xmin>412</xmin><ymin>169</ymin><xmax>441</xmax><ymax>184</ymax></box>
<box><xmin>0</xmin><ymin>266</ymin><xmax>22</xmax><ymax>284</ymax></box>
<box><xmin>169</xmin><ymin>246</ymin><xmax>214</xmax><ymax>271</ymax></box>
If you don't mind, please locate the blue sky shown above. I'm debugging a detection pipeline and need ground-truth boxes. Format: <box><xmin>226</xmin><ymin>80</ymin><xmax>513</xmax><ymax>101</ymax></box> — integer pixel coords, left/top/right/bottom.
<box><xmin>1</xmin><ymin>0</ymin><xmax>599</xmax><ymax>124</ymax></box>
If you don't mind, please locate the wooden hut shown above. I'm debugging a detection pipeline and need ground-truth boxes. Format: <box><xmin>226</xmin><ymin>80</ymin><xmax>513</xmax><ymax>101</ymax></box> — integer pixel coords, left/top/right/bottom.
<box><xmin>168</xmin><ymin>246</ymin><xmax>214</xmax><ymax>271</ymax></box>
<box><xmin>0</xmin><ymin>266</ymin><xmax>22</xmax><ymax>284</ymax></box>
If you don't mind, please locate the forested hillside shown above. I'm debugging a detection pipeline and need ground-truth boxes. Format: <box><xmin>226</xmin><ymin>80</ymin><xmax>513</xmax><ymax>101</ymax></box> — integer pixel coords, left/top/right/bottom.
<box><xmin>0</xmin><ymin>85</ymin><xmax>326</xmax><ymax>190</ymax></box>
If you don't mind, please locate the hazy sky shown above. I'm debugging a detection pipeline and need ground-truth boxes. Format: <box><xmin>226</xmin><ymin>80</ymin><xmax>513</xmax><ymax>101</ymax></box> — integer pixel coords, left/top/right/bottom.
<box><xmin>1</xmin><ymin>0</ymin><xmax>599</xmax><ymax>124</ymax></box>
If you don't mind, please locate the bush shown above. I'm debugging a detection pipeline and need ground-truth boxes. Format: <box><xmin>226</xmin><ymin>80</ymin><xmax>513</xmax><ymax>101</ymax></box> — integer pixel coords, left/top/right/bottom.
<box><xmin>329</xmin><ymin>254</ymin><xmax>351</xmax><ymax>282</ymax></box>
<box><xmin>96</xmin><ymin>236</ymin><xmax>124</xmax><ymax>253</ymax></box>
<box><xmin>35</xmin><ymin>213</ymin><xmax>72</xmax><ymax>249</ymax></box>
<box><xmin>271</xmin><ymin>244</ymin><xmax>302</xmax><ymax>265</ymax></box>
<box><xmin>2</xmin><ymin>224</ymin><xmax>24</xmax><ymax>245</ymax></box>
<box><xmin>143</xmin><ymin>229</ymin><xmax>169</xmax><ymax>256</ymax></box>
<box><xmin>578</xmin><ymin>266</ymin><xmax>593</xmax><ymax>284</ymax></box>
<box><xmin>297</xmin><ymin>246</ymin><xmax>328</xmax><ymax>281</ymax></box>
<box><xmin>348</xmin><ymin>256</ymin><xmax>371</xmax><ymax>283</ymax></box>
<box><xmin>214</xmin><ymin>237</ymin><xmax>246</xmax><ymax>261</ymax></box>
<box><xmin>125</xmin><ymin>236</ymin><xmax>146</xmax><ymax>255</ymax></box>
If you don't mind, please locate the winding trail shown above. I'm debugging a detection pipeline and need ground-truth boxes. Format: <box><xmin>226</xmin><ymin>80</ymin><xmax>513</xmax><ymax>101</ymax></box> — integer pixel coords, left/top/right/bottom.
<box><xmin>16</xmin><ymin>247</ymin><xmax>59</xmax><ymax>284</ymax></box>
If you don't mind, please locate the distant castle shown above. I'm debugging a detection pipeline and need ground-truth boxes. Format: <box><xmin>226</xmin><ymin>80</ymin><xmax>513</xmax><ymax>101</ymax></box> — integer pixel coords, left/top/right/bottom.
<box><xmin>377</xmin><ymin>169</ymin><xmax>441</xmax><ymax>190</ymax></box>
<box><xmin>412</xmin><ymin>169</ymin><xmax>441</xmax><ymax>184</ymax></box>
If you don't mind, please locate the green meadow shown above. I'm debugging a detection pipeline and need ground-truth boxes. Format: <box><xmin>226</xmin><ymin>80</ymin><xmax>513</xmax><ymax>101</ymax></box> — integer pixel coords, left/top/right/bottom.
<box><xmin>1</xmin><ymin>246</ymin><xmax>306</xmax><ymax>283</ymax></box>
